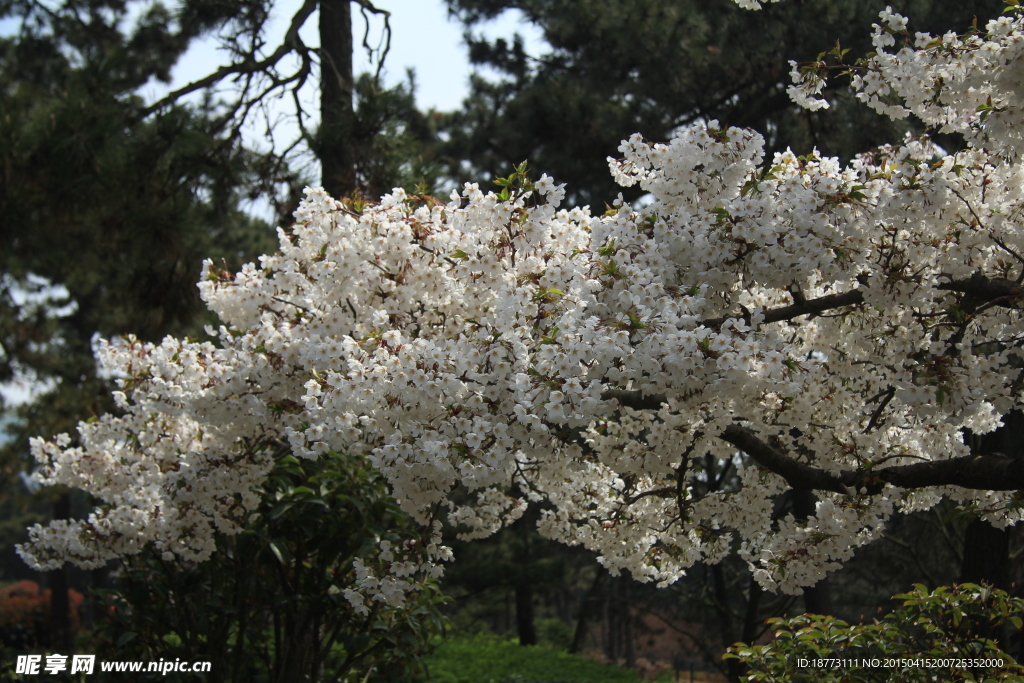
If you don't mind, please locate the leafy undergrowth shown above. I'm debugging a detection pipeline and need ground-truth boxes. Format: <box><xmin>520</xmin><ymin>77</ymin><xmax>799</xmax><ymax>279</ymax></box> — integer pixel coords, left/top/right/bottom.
<box><xmin>423</xmin><ymin>634</ymin><xmax>674</xmax><ymax>683</ymax></box>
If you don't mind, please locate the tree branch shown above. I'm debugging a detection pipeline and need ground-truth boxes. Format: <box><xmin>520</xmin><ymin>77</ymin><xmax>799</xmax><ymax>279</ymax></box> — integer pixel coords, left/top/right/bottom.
<box><xmin>353</xmin><ymin>0</ymin><xmax>391</xmax><ymax>80</ymax></box>
<box><xmin>719</xmin><ymin>424</ymin><xmax>855</xmax><ymax>495</ymax></box>
<box><xmin>935</xmin><ymin>273</ymin><xmax>1023</xmax><ymax>309</ymax></box>
<box><xmin>138</xmin><ymin>0</ymin><xmax>319</xmax><ymax>118</ymax></box>
<box><xmin>703</xmin><ymin>288</ymin><xmax>865</xmax><ymax>330</ymax></box>
<box><xmin>598</xmin><ymin>274</ymin><xmax>1024</xmax><ymax>493</ymax></box>
<box><xmin>601</xmin><ymin>392</ymin><xmax>1024</xmax><ymax>494</ymax></box>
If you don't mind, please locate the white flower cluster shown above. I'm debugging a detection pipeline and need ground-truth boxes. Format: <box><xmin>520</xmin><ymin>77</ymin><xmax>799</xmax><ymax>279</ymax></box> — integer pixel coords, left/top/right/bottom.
<box><xmin>341</xmin><ymin>522</ymin><xmax>452</xmax><ymax>616</ymax></box>
<box><xmin>787</xmin><ymin>60</ymin><xmax>830</xmax><ymax>111</ymax></box>
<box><xmin>17</xmin><ymin>6</ymin><xmax>1024</xmax><ymax>597</ymax></box>
<box><xmin>729</xmin><ymin>0</ymin><xmax>782</xmax><ymax>10</ymax></box>
<box><xmin>791</xmin><ymin>7</ymin><xmax>1024</xmax><ymax>157</ymax></box>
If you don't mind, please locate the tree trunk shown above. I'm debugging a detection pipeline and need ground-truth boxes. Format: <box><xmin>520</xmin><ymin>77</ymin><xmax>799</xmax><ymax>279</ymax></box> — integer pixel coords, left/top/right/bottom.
<box><xmin>959</xmin><ymin>409</ymin><xmax>1021</xmax><ymax>591</ymax></box>
<box><xmin>711</xmin><ymin>564</ymin><xmax>744</xmax><ymax>683</ymax></box>
<box><xmin>319</xmin><ymin>0</ymin><xmax>356</xmax><ymax>198</ymax></box>
<box><xmin>603</xmin><ymin>579</ymin><xmax>617</xmax><ymax>662</ymax></box>
<box><xmin>957</xmin><ymin>410</ymin><xmax>1021</xmax><ymax>653</ymax></box>
<box><xmin>277</xmin><ymin>605</ymin><xmax>320</xmax><ymax>683</ymax></box>
<box><xmin>515</xmin><ymin>581</ymin><xmax>537</xmax><ymax>646</ymax></box>
<box><xmin>960</xmin><ymin>518</ymin><xmax>1009</xmax><ymax>589</ymax></box>
<box><xmin>620</xmin><ymin>576</ymin><xmax>635</xmax><ymax>668</ymax></box>
<box><xmin>569</xmin><ymin>566</ymin><xmax>605</xmax><ymax>654</ymax></box>
<box><xmin>740</xmin><ymin>571</ymin><xmax>763</xmax><ymax>644</ymax></box>
<box><xmin>49</xmin><ymin>492</ymin><xmax>72</xmax><ymax>653</ymax></box>
<box><xmin>791</xmin><ymin>489</ymin><xmax>834</xmax><ymax>615</ymax></box>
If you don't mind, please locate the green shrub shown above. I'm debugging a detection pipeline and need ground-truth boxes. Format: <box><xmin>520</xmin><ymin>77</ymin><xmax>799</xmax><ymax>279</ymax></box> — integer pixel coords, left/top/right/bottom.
<box><xmin>425</xmin><ymin>633</ymin><xmax>666</xmax><ymax>683</ymax></box>
<box><xmin>727</xmin><ymin>583</ymin><xmax>1024</xmax><ymax>682</ymax></box>
<box><xmin>91</xmin><ymin>451</ymin><xmax>446</xmax><ymax>683</ymax></box>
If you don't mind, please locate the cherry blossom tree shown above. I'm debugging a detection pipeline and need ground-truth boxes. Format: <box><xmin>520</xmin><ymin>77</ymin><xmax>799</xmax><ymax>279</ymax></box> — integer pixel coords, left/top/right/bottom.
<box><xmin>18</xmin><ymin>2</ymin><xmax>1024</xmax><ymax>605</ymax></box>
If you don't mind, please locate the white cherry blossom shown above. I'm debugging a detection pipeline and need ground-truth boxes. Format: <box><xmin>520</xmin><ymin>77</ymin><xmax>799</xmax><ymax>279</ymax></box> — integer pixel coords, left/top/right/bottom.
<box><xmin>18</xmin><ymin>4</ymin><xmax>1024</xmax><ymax>599</ymax></box>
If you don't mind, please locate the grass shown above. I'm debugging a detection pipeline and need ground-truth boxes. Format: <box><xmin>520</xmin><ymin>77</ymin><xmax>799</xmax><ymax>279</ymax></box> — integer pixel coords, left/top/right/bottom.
<box><xmin>423</xmin><ymin>633</ymin><xmax>674</xmax><ymax>683</ymax></box>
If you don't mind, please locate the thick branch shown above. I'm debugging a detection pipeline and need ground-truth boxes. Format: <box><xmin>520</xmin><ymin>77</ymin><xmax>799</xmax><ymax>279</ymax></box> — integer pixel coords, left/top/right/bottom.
<box><xmin>719</xmin><ymin>424</ymin><xmax>854</xmax><ymax>494</ymax></box>
<box><xmin>871</xmin><ymin>453</ymin><xmax>1024</xmax><ymax>490</ymax></box>
<box><xmin>600</xmin><ymin>389</ymin><xmax>666</xmax><ymax>411</ymax></box>
<box><xmin>722</xmin><ymin>423</ymin><xmax>1024</xmax><ymax>493</ymax></box>
<box><xmin>602</xmin><ymin>393</ymin><xmax>1024</xmax><ymax>494</ymax></box>
<box><xmin>702</xmin><ymin>272</ymin><xmax>1024</xmax><ymax>332</ymax></box>
<box><xmin>935</xmin><ymin>273</ymin><xmax>1023</xmax><ymax>308</ymax></box>
<box><xmin>703</xmin><ymin>288</ymin><xmax>865</xmax><ymax>329</ymax></box>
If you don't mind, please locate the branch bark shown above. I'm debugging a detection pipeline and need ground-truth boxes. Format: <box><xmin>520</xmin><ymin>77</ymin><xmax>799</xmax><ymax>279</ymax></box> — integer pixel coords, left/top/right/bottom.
<box><xmin>703</xmin><ymin>288</ymin><xmax>865</xmax><ymax>330</ymax></box>
<box><xmin>319</xmin><ymin>0</ymin><xmax>356</xmax><ymax>198</ymax></box>
<box><xmin>602</xmin><ymin>398</ymin><xmax>1024</xmax><ymax>495</ymax></box>
<box><xmin>701</xmin><ymin>271</ymin><xmax>1024</xmax><ymax>332</ymax></box>
<box><xmin>935</xmin><ymin>273</ymin><xmax>1024</xmax><ymax>310</ymax></box>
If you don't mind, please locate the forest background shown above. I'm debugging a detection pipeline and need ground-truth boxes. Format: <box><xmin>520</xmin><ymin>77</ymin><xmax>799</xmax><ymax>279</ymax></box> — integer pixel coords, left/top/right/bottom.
<box><xmin>0</xmin><ymin>0</ymin><xmax>1019</xmax><ymax>681</ymax></box>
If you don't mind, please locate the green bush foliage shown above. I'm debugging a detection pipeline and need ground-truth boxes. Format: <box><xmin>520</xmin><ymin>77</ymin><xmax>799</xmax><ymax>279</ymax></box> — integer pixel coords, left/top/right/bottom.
<box><xmin>727</xmin><ymin>583</ymin><xmax>1024</xmax><ymax>682</ymax></box>
<box><xmin>90</xmin><ymin>451</ymin><xmax>446</xmax><ymax>682</ymax></box>
<box><xmin>424</xmin><ymin>633</ymin><xmax>668</xmax><ymax>683</ymax></box>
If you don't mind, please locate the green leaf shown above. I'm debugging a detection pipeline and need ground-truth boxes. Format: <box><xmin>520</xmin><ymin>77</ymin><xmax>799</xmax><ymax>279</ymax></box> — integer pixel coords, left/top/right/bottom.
<box><xmin>269</xmin><ymin>502</ymin><xmax>293</xmax><ymax>520</ymax></box>
<box><xmin>269</xmin><ymin>539</ymin><xmax>292</xmax><ymax>565</ymax></box>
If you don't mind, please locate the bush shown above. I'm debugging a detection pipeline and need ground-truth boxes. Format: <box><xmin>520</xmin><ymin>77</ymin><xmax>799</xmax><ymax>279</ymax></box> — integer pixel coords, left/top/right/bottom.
<box><xmin>726</xmin><ymin>583</ymin><xmax>1024</xmax><ymax>682</ymax></box>
<box><xmin>90</xmin><ymin>451</ymin><xmax>447</xmax><ymax>683</ymax></box>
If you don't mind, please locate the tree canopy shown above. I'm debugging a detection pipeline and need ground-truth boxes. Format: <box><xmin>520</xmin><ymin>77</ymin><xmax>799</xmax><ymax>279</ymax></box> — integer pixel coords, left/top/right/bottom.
<box><xmin>15</xmin><ymin>0</ymin><xmax>1024</xmax><ymax>614</ymax></box>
